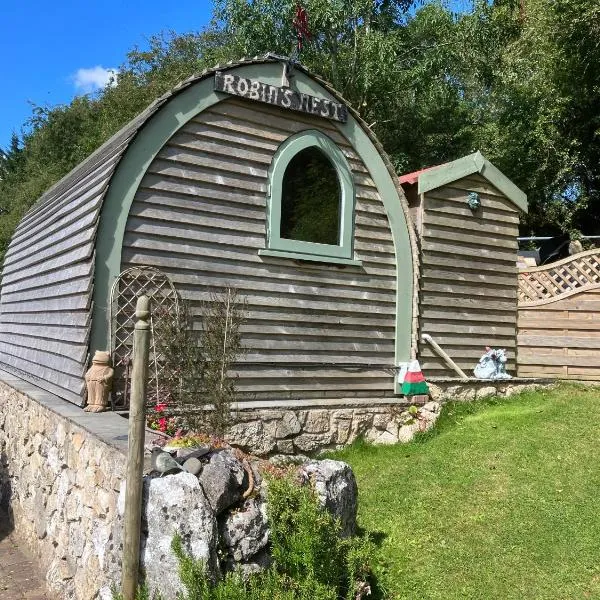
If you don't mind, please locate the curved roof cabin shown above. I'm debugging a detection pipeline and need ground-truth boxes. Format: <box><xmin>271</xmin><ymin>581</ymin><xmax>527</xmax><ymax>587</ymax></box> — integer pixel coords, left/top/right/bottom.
<box><xmin>0</xmin><ymin>56</ymin><xmax>417</xmax><ymax>407</ymax></box>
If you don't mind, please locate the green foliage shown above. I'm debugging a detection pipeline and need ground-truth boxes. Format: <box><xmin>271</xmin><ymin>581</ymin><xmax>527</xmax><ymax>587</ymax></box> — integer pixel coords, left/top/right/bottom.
<box><xmin>154</xmin><ymin>289</ymin><xmax>245</xmax><ymax>437</ymax></box>
<box><xmin>165</xmin><ymin>474</ymin><xmax>374</xmax><ymax>600</ymax></box>
<box><xmin>3</xmin><ymin>0</ymin><xmax>600</xmax><ymax>270</ymax></box>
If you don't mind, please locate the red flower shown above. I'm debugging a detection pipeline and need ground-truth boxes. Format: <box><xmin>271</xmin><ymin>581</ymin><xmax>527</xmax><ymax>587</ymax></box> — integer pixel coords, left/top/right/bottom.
<box><xmin>155</xmin><ymin>402</ymin><xmax>167</xmax><ymax>412</ymax></box>
<box><xmin>158</xmin><ymin>417</ymin><xmax>168</xmax><ymax>432</ymax></box>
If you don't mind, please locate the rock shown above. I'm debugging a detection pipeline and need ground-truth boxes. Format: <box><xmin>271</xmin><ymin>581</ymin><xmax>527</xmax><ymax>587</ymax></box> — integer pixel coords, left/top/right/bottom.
<box><xmin>303</xmin><ymin>410</ymin><xmax>331</xmax><ymax>434</ymax></box>
<box><xmin>372</xmin><ymin>412</ymin><xmax>390</xmax><ymax>429</ymax></box>
<box><xmin>293</xmin><ymin>432</ymin><xmax>333</xmax><ymax>453</ymax></box>
<box><xmin>422</xmin><ymin>402</ymin><xmax>440</xmax><ymax>414</ymax></box>
<box><xmin>220</xmin><ymin>497</ymin><xmax>269</xmax><ymax>563</ymax></box>
<box><xmin>230</xmin><ymin>549</ymin><xmax>272</xmax><ymax>577</ymax></box>
<box><xmin>226</xmin><ymin>421</ymin><xmax>276</xmax><ymax>456</ymax></box>
<box><xmin>141</xmin><ymin>472</ymin><xmax>218</xmax><ymax>598</ymax></box>
<box><xmin>183</xmin><ymin>457</ymin><xmax>203</xmax><ymax>476</ymax></box>
<box><xmin>275</xmin><ymin>412</ymin><xmax>302</xmax><ymax>438</ymax></box>
<box><xmin>176</xmin><ymin>446</ymin><xmax>211</xmax><ymax>461</ymax></box>
<box><xmin>198</xmin><ymin>450</ymin><xmax>247</xmax><ymax>514</ymax></box>
<box><xmin>397</xmin><ymin>422</ymin><xmax>420</xmax><ymax>443</ymax></box>
<box><xmin>301</xmin><ymin>459</ymin><xmax>358</xmax><ymax>537</ymax></box>
<box><xmin>372</xmin><ymin>430</ymin><xmax>398</xmax><ymax>445</ymax></box>
<box><xmin>275</xmin><ymin>439</ymin><xmax>295</xmax><ymax>454</ymax></box>
<box><xmin>477</xmin><ymin>386</ymin><xmax>498</xmax><ymax>399</ymax></box>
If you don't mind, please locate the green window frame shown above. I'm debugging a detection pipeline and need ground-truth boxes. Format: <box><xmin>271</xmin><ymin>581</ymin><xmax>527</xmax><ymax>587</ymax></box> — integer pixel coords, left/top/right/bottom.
<box><xmin>259</xmin><ymin>130</ymin><xmax>360</xmax><ymax>265</ymax></box>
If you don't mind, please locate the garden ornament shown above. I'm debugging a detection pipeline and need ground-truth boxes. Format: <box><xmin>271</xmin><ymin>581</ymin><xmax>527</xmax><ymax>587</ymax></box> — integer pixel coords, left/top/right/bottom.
<box><xmin>474</xmin><ymin>347</ymin><xmax>512</xmax><ymax>380</ymax></box>
<box><xmin>84</xmin><ymin>351</ymin><xmax>114</xmax><ymax>412</ymax></box>
<box><xmin>151</xmin><ymin>447</ymin><xmax>184</xmax><ymax>476</ymax></box>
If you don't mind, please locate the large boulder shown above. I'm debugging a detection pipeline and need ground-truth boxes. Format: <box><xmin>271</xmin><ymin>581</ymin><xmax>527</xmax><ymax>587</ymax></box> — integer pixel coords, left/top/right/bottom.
<box><xmin>198</xmin><ymin>450</ymin><xmax>248</xmax><ymax>515</ymax></box>
<box><xmin>219</xmin><ymin>497</ymin><xmax>269</xmax><ymax>564</ymax></box>
<box><xmin>300</xmin><ymin>459</ymin><xmax>358</xmax><ymax>537</ymax></box>
<box><xmin>140</xmin><ymin>472</ymin><xmax>218</xmax><ymax>598</ymax></box>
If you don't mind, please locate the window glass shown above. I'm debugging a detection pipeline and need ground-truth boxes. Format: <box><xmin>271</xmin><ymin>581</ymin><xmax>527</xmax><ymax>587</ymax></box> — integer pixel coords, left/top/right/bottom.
<box><xmin>280</xmin><ymin>147</ymin><xmax>341</xmax><ymax>246</ymax></box>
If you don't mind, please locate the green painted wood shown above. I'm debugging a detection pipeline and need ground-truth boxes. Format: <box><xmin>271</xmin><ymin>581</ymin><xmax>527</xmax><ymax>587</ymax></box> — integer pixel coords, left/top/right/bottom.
<box><xmin>266</xmin><ymin>129</ymin><xmax>355</xmax><ymax>260</ymax></box>
<box><xmin>91</xmin><ymin>61</ymin><xmax>414</xmax><ymax>387</ymax></box>
<box><xmin>258</xmin><ymin>248</ymin><xmax>362</xmax><ymax>266</ymax></box>
<box><xmin>418</xmin><ymin>151</ymin><xmax>528</xmax><ymax>212</ymax></box>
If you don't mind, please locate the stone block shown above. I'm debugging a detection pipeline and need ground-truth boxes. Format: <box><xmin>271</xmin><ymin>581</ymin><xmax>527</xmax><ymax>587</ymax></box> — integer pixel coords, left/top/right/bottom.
<box><xmin>220</xmin><ymin>497</ymin><xmax>269</xmax><ymax>562</ymax></box>
<box><xmin>303</xmin><ymin>410</ymin><xmax>331</xmax><ymax>434</ymax></box>
<box><xmin>477</xmin><ymin>386</ymin><xmax>498</xmax><ymax>399</ymax></box>
<box><xmin>275</xmin><ymin>411</ymin><xmax>302</xmax><ymax>438</ymax></box>
<box><xmin>198</xmin><ymin>450</ymin><xmax>247</xmax><ymax>514</ymax></box>
<box><xmin>293</xmin><ymin>432</ymin><xmax>333</xmax><ymax>453</ymax></box>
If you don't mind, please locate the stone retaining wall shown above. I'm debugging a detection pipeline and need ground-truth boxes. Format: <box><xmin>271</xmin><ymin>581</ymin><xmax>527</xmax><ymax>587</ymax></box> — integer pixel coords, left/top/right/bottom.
<box><xmin>0</xmin><ymin>371</ymin><xmax>126</xmax><ymax>599</ymax></box>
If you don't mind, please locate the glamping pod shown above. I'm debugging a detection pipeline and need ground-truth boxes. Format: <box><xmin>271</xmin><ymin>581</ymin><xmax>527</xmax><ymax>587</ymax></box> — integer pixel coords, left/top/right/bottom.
<box><xmin>400</xmin><ymin>152</ymin><xmax>527</xmax><ymax>379</ymax></box>
<box><xmin>0</xmin><ymin>56</ymin><xmax>418</xmax><ymax>408</ymax></box>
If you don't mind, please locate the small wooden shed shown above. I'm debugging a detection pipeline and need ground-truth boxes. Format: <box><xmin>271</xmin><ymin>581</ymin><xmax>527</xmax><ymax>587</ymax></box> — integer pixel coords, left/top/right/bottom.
<box><xmin>0</xmin><ymin>55</ymin><xmax>419</xmax><ymax>407</ymax></box>
<box><xmin>400</xmin><ymin>152</ymin><xmax>527</xmax><ymax>378</ymax></box>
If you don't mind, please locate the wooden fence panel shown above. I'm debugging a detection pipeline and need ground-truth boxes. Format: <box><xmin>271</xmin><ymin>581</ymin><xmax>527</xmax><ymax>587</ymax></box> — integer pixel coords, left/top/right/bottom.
<box><xmin>517</xmin><ymin>251</ymin><xmax>600</xmax><ymax>379</ymax></box>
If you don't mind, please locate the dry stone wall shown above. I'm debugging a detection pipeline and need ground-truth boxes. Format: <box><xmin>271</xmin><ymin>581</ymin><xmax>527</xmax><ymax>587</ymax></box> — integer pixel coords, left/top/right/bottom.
<box><xmin>0</xmin><ymin>373</ymin><xmax>126</xmax><ymax>600</ymax></box>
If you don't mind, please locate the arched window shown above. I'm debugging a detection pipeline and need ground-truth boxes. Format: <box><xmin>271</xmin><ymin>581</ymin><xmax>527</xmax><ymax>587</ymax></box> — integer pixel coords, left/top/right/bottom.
<box><xmin>260</xmin><ymin>130</ymin><xmax>358</xmax><ymax>265</ymax></box>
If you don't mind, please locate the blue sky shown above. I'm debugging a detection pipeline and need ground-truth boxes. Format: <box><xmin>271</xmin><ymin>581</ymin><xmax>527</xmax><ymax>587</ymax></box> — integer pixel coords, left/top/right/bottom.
<box><xmin>0</xmin><ymin>0</ymin><xmax>215</xmax><ymax>150</ymax></box>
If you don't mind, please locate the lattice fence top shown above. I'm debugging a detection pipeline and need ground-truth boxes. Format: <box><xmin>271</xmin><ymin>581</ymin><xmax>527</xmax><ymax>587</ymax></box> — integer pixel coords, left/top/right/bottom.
<box><xmin>518</xmin><ymin>249</ymin><xmax>600</xmax><ymax>306</ymax></box>
<box><xmin>109</xmin><ymin>266</ymin><xmax>179</xmax><ymax>409</ymax></box>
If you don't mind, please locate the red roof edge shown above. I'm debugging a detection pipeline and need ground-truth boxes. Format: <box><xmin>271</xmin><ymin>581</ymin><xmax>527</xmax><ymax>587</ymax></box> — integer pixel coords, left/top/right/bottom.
<box><xmin>398</xmin><ymin>164</ymin><xmax>443</xmax><ymax>186</ymax></box>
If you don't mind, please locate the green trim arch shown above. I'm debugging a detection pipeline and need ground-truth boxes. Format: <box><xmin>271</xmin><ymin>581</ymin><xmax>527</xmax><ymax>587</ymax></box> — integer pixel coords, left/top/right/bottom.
<box><xmin>262</xmin><ymin>129</ymin><xmax>356</xmax><ymax>262</ymax></box>
<box><xmin>90</xmin><ymin>61</ymin><xmax>414</xmax><ymax>391</ymax></box>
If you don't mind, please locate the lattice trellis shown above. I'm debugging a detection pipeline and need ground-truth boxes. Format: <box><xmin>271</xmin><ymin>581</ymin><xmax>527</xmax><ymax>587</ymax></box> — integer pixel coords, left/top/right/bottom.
<box><xmin>109</xmin><ymin>266</ymin><xmax>180</xmax><ymax>410</ymax></box>
<box><xmin>518</xmin><ymin>249</ymin><xmax>600</xmax><ymax>306</ymax></box>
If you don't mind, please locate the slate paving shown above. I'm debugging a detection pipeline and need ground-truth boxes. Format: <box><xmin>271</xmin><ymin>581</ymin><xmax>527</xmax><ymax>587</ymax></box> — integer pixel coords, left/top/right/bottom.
<box><xmin>0</xmin><ymin>520</ymin><xmax>50</xmax><ymax>600</ymax></box>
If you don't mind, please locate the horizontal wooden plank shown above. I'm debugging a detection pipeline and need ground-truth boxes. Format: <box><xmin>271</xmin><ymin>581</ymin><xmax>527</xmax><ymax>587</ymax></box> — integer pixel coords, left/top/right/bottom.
<box><xmin>0</xmin><ymin>261</ymin><xmax>94</xmax><ymax>295</ymax></box>
<box><xmin>422</xmin><ymin>211</ymin><xmax>518</xmax><ymax>238</ymax></box>
<box><xmin>149</xmin><ymin>159</ymin><xmax>266</xmax><ymax>194</ymax></box>
<box><xmin>420</xmin><ymin>306</ymin><xmax>517</xmax><ymax>324</ymax></box>
<box><xmin>0</xmin><ymin>311</ymin><xmax>90</xmax><ymax>328</ymax></box>
<box><xmin>6</xmin><ymin>190</ymin><xmax>102</xmax><ymax>261</ymax></box>
<box><xmin>0</xmin><ymin>341</ymin><xmax>85</xmax><ymax>378</ymax></box>
<box><xmin>0</xmin><ymin>294</ymin><xmax>91</xmax><ymax>314</ymax></box>
<box><xmin>421</xmin><ymin>320</ymin><xmax>517</xmax><ymax>336</ymax></box>
<box><xmin>423</xmin><ymin>198</ymin><xmax>520</xmax><ymax>225</ymax></box>
<box><xmin>421</xmin><ymin>252</ymin><xmax>518</xmax><ymax>275</ymax></box>
<box><xmin>231</xmin><ymin>366</ymin><xmax>393</xmax><ymax>379</ymax></box>
<box><xmin>0</xmin><ymin>352</ymin><xmax>85</xmax><ymax>398</ymax></box>
<box><xmin>168</xmin><ymin>129</ymin><xmax>275</xmax><ymax>164</ymax></box>
<box><xmin>0</xmin><ymin>333</ymin><xmax>88</xmax><ymax>364</ymax></box>
<box><xmin>160</xmin><ymin>144</ymin><xmax>270</xmax><ymax>178</ymax></box>
<box><xmin>139</xmin><ymin>174</ymin><xmax>266</xmax><ymax>207</ymax></box>
<box><xmin>183</xmin><ymin>119</ymin><xmax>280</xmax><ymax>152</ymax></box>
<box><xmin>129</xmin><ymin>203</ymin><xmax>265</xmax><ymax>235</ymax></box>
<box><xmin>1</xmin><ymin>277</ymin><xmax>92</xmax><ymax>304</ymax></box>
<box><xmin>0</xmin><ymin>322</ymin><xmax>90</xmax><ymax>344</ymax></box>
<box><xmin>456</xmin><ymin>175</ymin><xmax>506</xmax><ymax>198</ymax></box>
<box><xmin>419</xmin><ymin>293</ymin><xmax>517</xmax><ymax>312</ymax></box>
<box><xmin>428</xmin><ymin>183</ymin><xmax>516</xmax><ymax>214</ymax></box>
<box><xmin>421</xmin><ymin>239</ymin><xmax>517</xmax><ymax>263</ymax></box>
<box><xmin>518</xmin><ymin>335</ymin><xmax>600</xmax><ymax>349</ymax></box>
<box><xmin>517</xmin><ymin>353</ymin><xmax>600</xmax><ymax>367</ymax></box>
<box><xmin>422</xmin><ymin>224</ymin><xmax>518</xmax><ymax>251</ymax></box>
<box><xmin>420</xmin><ymin>279</ymin><xmax>517</xmax><ymax>300</ymax></box>
<box><xmin>234</xmin><ymin>377</ymin><xmax>392</xmax><ymax>393</ymax></box>
<box><xmin>1</xmin><ymin>246</ymin><xmax>94</xmax><ymax>286</ymax></box>
<box><xmin>422</xmin><ymin>267</ymin><xmax>517</xmax><ymax>288</ymax></box>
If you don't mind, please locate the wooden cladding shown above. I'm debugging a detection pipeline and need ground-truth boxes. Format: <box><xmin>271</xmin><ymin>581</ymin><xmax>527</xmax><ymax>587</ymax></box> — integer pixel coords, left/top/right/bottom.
<box><xmin>517</xmin><ymin>251</ymin><xmax>600</xmax><ymax>379</ymax></box>
<box><xmin>414</xmin><ymin>173</ymin><xmax>520</xmax><ymax>378</ymax></box>
<box><xmin>122</xmin><ymin>97</ymin><xmax>398</xmax><ymax>404</ymax></box>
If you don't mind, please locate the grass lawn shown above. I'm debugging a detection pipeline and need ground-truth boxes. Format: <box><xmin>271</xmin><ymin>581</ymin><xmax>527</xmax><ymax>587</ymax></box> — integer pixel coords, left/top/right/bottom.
<box><xmin>330</xmin><ymin>384</ymin><xmax>600</xmax><ymax>600</ymax></box>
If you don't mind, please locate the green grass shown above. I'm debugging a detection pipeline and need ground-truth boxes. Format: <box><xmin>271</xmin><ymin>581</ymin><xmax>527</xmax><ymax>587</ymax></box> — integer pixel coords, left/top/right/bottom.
<box><xmin>329</xmin><ymin>384</ymin><xmax>600</xmax><ymax>600</ymax></box>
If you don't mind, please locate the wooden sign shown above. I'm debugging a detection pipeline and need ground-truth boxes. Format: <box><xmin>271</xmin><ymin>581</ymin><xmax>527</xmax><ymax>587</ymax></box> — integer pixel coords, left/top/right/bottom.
<box><xmin>215</xmin><ymin>72</ymin><xmax>348</xmax><ymax>123</ymax></box>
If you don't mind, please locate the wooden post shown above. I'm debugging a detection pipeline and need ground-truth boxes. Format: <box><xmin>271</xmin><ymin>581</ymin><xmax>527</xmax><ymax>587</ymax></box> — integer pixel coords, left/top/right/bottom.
<box><xmin>421</xmin><ymin>334</ymin><xmax>469</xmax><ymax>380</ymax></box>
<box><xmin>121</xmin><ymin>295</ymin><xmax>151</xmax><ymax>600</ymax></box>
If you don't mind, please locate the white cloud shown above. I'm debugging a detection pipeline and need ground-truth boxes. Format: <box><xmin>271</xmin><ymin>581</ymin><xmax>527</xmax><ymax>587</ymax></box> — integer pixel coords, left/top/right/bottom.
<box><xmin>72</xmin><ymin>66</ymin><xmax>118</xmax><ymax>94</ymax></box>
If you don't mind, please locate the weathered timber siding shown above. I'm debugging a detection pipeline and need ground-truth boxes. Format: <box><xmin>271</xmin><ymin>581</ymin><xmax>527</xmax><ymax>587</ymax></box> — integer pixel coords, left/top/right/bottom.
<box><xmin>517</xmin><ymin>287</ymin><xmax>600</xmax><ymax>380</ymax></box>
<box><xmin>122</xmin><ymin>97</ymin><xmax>397</xmax><ymax>404</ymax></box>
<box><xmin>0</xmin><ymin>144</ymin><xmax>132</xmax><ymax>404</ymax></box>
<box><xmin>417</xmin><ymin>173</ymin><xmax>519</xmax><ymax>377</ymax></box>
